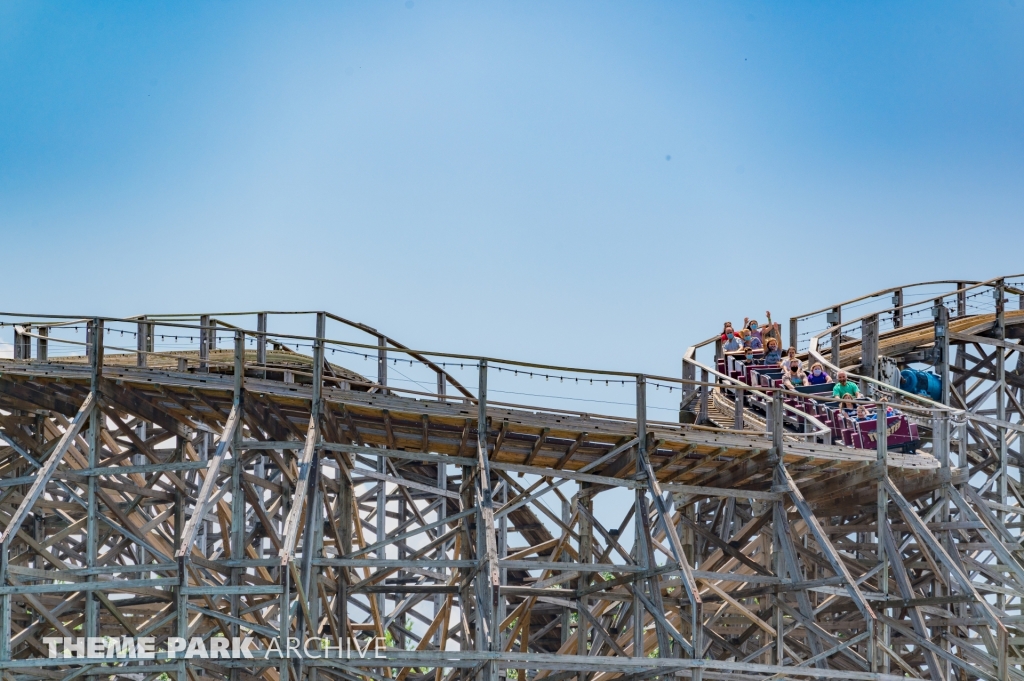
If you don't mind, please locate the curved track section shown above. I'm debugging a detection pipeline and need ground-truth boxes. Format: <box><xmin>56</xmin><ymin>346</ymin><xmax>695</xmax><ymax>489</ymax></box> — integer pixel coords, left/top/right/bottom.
<box><xmin>684</xmin><ymin>275</ymin><xmax>1024</xmax><ymax>681</ymax></box>
<box><xmin>0</xmin><ymin>288</ymin><xmax>1020</xmax><ymax>681</ymax></box>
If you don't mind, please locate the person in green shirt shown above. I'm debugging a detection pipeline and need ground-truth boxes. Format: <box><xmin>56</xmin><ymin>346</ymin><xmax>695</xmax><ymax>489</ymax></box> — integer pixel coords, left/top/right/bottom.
<box><xmin>832</xmin><ymin>370</ymin><xmax>861</xmax><ymax>410</ymax></box>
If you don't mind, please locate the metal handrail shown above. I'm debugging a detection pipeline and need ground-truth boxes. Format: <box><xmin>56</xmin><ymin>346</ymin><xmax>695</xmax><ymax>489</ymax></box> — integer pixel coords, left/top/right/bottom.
<box><xmin>804</xmin><ymin>278</ymin><xmax>1017</xmax><ymax>410</ymax></box>
<box><xmin>791</xmin><ymin>274</ymin><xmax>1024</xmax><ymax>322</ymax></box>
<box><xmin>2</xmin><ymin>314</ymin><xmax>817</xmax><ymax>442</ymax></box>
<box><xmin>804</xmin><ymin>278</ymin><xmax>1024</xmax><ymax>439</ymax></box>
<box><xmin>807</xmin><ymin>276</ymin><xmax>1022</xmax><ymax>340</ymax></box>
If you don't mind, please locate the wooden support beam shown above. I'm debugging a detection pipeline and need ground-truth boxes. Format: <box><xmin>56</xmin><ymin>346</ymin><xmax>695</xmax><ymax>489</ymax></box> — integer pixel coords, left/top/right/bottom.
<box><xmin>177</xmin><ymin>403</ymin><xmax>241</xmax><ymax>557</ymax></box>
<box><xmin>1</xmin><ymin>392</ymin><xmax>95</xmax><ymax>544</ymax></box>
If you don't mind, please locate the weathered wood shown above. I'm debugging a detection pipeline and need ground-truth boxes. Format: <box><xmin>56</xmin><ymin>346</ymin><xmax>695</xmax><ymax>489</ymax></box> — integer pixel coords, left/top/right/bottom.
<box><xmin>0</xmin><ymin>292</ymin><xmax>1020</xmax><ymax>681</ymax></box>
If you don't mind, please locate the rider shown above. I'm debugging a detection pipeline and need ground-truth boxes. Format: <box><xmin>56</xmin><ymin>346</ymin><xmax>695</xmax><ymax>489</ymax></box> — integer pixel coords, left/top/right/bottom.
<box><xmin>744</xmin><ymin>319</ymin><xmax>763</xmax><ymax>344</ymax></box>
<box><xmin>783</xmin><ymin>359</ymin><xmax>808</xmax><ymax>389</ymax></box>
<box><xmin>746</xmin><ymin>312</ymin><xmax>781</xmax><ymax>345</ymax></box>
<box><xmin>806</xmin><ymin>362</ymin><xmax>833</xmax><ymax>385</ymax></box>
<box><xmin>782</xmin><ymin>346</ymin><xmax>801</xmax><ymax>371</ymax></box>
<box><xmin>832</xmin><ymin>371</ymin><xmax>861</xmax><ymax>410</ymax></box>
<box><xmin>723</xmin><ymin>329</ymin><xmax>742</xmax><ymax>352</ymax></box>
<box><xmin>762</xmin><ymin>338</ymin><xmax>782</xmax><ymax>365</ymax></box>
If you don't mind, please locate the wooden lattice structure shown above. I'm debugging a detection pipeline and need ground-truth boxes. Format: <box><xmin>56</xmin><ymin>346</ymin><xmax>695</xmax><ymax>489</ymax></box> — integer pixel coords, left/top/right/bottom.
<box><xmin>0</xmin><ymin>277</ymin><xmax>1022</xmax><ymax>681</ymax></box>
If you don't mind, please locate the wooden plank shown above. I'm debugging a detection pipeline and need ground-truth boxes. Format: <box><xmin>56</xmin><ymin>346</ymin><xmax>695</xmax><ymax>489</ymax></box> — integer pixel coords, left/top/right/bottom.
<box><xmin>355</xmin><ymin>468</ymin><xmax>461</xmax><ymax>500</ymax></box>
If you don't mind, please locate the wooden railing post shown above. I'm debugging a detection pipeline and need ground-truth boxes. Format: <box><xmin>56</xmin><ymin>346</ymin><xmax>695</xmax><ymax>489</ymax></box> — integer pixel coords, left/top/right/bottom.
<box><xmin>137</xmin><ymin>319</ymin><xmax>152</xmax><ymax>368</ymax></box>
<box><xmin>698</xmin><ymin>368</ymin><xmax>709</xmax><ymax>425</ymax></box>
<box><xmin>256</xmin><ymin>312</ymin><xmax>268</xmax><ymax>377</ymax></box>
<box><xmin>377</xmin><ymin>334</ymin><xmax>388</xmax><ymax>394</ymax></box>
<box><xmin>934</xmin><ymin>303</ymin><xmax>950</xmax><ymax>405</ymax></box>
<box><xmin>734</xmin><ymin>386</ymin><xmax>744</xmax><ymax>430</ymax></box>
<box><xmin>770</xmin><ymin>392</ymin><xmax>783</xmax><ymax>461</ymax></box>
<box><xmin>36</xmin><ymin>327</ymin><xmax>47</xmax><ymax>361</ymax></box>
<box><xmin>199</xmin><ymin>314</ymin><xmax>210</xmax><ymax>372</ymax></box>
<box><xmin>861</xmin><ymin>313</ymin><xmax>879</xmax><ymax>388</ymax></box>
<box><xmin>995</xmin><ymin>279</ymin><xmax>1006</xmax><ymax>338</ymax></box>
<box><xmin>828</xmin><ymin>306</ymin><xmax>842</xmax><ymax>368</ymax></box>
<box><xmin>13</xmin><ymin>326</ymin><xmax>29</xmax><ymax>360</ymax></box>
<box><xmin>935</xmin><ymin>410</ymin><xmax>950</xmax><ymax>469</ymax></box>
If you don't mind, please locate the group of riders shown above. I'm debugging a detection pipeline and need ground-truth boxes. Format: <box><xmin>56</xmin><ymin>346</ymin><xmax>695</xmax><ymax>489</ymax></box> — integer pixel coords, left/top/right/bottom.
<box><xmin>721</xmin><ymin>313</ymin><xmax>894</xmax><ymax>423</ymax></box>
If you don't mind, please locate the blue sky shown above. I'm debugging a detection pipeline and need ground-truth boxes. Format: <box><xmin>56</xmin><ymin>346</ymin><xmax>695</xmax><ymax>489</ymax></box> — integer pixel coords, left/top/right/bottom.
<box><xmin>1</xmin><ymin>1</ymin><xmax>1021</xmax><ymax>377</ymax></box>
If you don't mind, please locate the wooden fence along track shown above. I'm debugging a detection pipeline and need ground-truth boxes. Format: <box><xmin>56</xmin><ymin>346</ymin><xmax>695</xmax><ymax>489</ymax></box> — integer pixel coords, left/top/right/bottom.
<box><xmin>0</xmin><ymin>277</ymin><xmax>1021</xmax><ymax>681</ymax></box>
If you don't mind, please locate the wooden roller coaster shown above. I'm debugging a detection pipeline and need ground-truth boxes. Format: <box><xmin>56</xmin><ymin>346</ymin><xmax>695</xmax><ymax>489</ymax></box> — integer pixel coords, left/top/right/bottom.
<box><xmin>0</xmin><ymin>276</ymin><xmax>1021</xmax><ymax>681</ymax></box>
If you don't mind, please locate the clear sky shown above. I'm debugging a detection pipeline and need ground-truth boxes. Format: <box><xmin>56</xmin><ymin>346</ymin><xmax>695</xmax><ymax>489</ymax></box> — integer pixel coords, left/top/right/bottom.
<box><xmin>1</xmin><ymin>1</ymin><xmax>1021</xmax><ymax>378</ymax></box>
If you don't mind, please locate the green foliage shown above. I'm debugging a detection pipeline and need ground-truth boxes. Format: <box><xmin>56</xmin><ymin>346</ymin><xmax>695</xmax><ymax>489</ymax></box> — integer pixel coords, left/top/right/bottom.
<box><xmin>385</xmin><ymin>618</ymin><xmax>416</xmax><ymax>651</ymax></box>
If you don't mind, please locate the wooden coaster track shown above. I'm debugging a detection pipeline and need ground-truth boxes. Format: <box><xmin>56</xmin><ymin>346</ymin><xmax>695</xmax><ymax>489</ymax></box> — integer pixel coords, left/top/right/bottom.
<box><xmin>0</xmin><ymin>277</ymin><xmax>1020</xmax><ymax>681</ymax></box>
